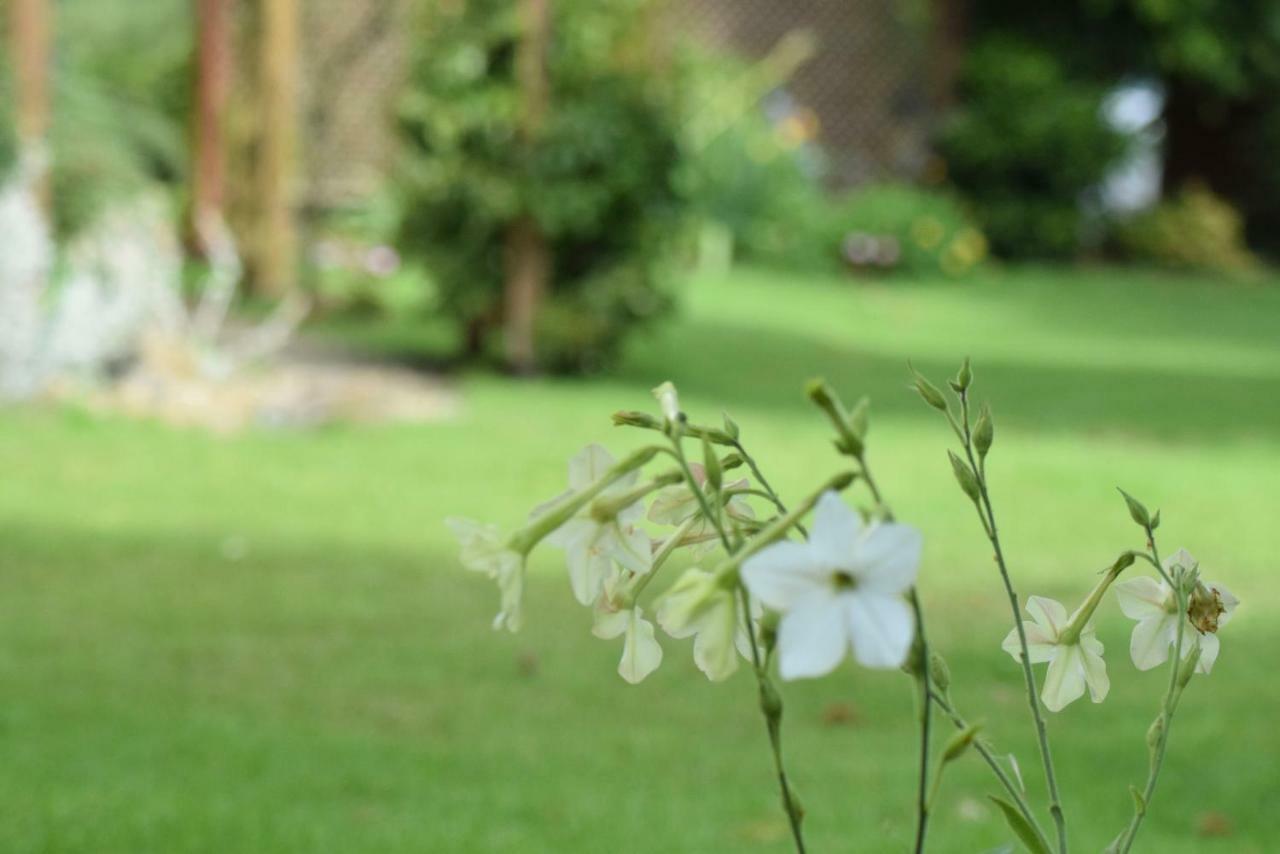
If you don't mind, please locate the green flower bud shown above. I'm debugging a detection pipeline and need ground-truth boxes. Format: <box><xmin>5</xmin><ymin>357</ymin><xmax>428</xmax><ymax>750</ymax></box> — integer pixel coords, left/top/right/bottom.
<box><xmin>848</xmin><ymin>396</ymin><xmax>870</xmax><ymax>441</ymax></box>
<box><xmin>1146</xmin><ymin>714</ymin><xmax>1165</xmax><ymax>764</ymax></box>
<box><xmin>910</xmin><ymin>365</ymin><xmax>949</xmax><ymax>411</ymax></box>
<box><xmin>702</xmin><ymin>435</ymin><xmax>722</xmax><ymax>492</ymax></box>
<box><xmin>948</xmin><ymin>450</ymin><xmax>981</xmax><ymax>502</ymax></box>
<box><xmin>929</xmin><ymin>652</ymin><xmax>952</xmax><ymax>693</ymax></box>
<box><xmin>721</xmin><ymin>412</ymin><xmax>741</xmax><ymax>441</ymax></box>
<box><xmin>1117</xmin><ymin>488</ymin><xmax>1152</xmax><ymax>529</ymax></box>
<box><xmin>612</xmin><ymin>410</ymin><xmax>659</xmax><ymax>429</ymax></box>
<box><xmin>759</xmin><ymin>677</ymin><xmax>784</xmax><ymax>719</ymax></box>
<box><xmin>973</xmin><ymin>403</ymin><xmax>994</xmax><ymax>459</ymax></box>
<box><xmin>950</xmin><ymin>357</ymin><xmax>973</xmax><ymax>393</ymax></box>
<box><xmin>1176</xmin><ymin>643</ymin><xmax>1202</xmax><ymax>690</ymax></box>
<box><xmin>719</xmin><ymin>452</ymin><xmax>745</xmax><ymax>471</ymax></box>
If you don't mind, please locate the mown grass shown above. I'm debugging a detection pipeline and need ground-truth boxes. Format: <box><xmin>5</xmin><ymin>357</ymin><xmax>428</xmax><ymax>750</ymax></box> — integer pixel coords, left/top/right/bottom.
<box><xmin>1</xmin><ymin>265</ymin><xmax>1277</xmax><ymax>852</ymax></box>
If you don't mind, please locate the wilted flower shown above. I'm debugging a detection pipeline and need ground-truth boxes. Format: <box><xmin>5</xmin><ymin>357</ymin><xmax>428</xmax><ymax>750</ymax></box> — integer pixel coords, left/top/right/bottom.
<box><xmin>445</xmin><ymin>517</ymin><xmax>525</xmax><ymax>632</ymax></box>
<box><xmin>1002</xmin><ymin>596</ymin><xmax>1109</xmax><ymax>712</ymax></box>
<box><xmin>539</xmin><ymin>444</ymin><xmax>652</xmax><ymax>606</ymax></box>
<box><xmin>1115</xmin><ymin>549</ymin><xmax>1238</xmax><ymax>675</ymax></box>
<box><xmin>741</xmin><ymin>492</ymin><xmax>921</xmax><ymax>680</ymax></box>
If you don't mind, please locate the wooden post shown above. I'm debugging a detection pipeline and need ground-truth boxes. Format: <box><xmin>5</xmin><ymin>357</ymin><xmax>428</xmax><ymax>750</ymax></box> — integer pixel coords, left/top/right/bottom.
<box><xmin>256</xmin><ymin>0</ymin><xmax>300</xmax><ymax>295</ymax></box>
<box><xmin>7</xmin><ymin>0</ymin><xmax>51</xmax><ymax>201</ymax></box>
<box><xmin>503</xmin><ymin>0</ymin><xmax>551</xmax><ymax>374</ymax></box>
<box><xmin>191</xmin><ymin>0</ymin><xmax>233</xmax><ymax>241</ymax></box>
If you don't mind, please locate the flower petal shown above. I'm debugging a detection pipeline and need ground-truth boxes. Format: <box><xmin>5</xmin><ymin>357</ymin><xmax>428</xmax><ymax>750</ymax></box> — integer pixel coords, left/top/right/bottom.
<box><xmin>592</xmin><ymin>606</ymin><xmax>629</xmax><ymax>640</ymax></box>
<box><xmin>1026</xmin><ymin>596</ymin><xmax>1068</xmax><ymax>637</ymax></box>
<box><xmin>608</xmin><ymin>523</ymin><xmax>653</xmax><ymax>575</ymax></box>
<box><xmin>617</xmin><ymin>609</ymin><xmax>662</xmax><ymax>684</ymax></box>
<box><xmin>777</xmin><ymin>594</ymin><xmax>849</xmax><ymax>680</ymax></box>
<box><xmin>1163</xmin><ymin>547</ymin><xmax>1197</xmax><ymax>574</ymax></box>
<box><xmin>1195</xmin><ymin>631</ymin><xmax>1220</xmax><ymax>674</ymax></box>
<box><xmin>808</xmin><ymin>491</ymin><xmax>863</xmax><ymax>568</ymax></box>
<box><xmin>692</xmin><ymin>599</ymin><xmax>741</xmax><ymax>682</ymax></box>
<box><xmin>845</xmin><ymin>591</ymin><xmax>915</xmax><ymax>669</ymax></box>
<box><xmin>568</xmin><ymin>443</ymin><xmax>617</xmax><ymax>490</ymax></box>
<box><xmin>1129</xmin><ymin>614</ymin><xmax>1174</xmax><ymax>671</ymax></box>
<box><xmin>741</xmin><ymin>540</ymin><xmax>826</xmax><ymax>610</ymax></box>
<box><xmin>853</xmin><ymin>522</ymin><xmax>923</xmax><ymax>595</ymax></box>
<box><xmin>1041</xmin><ymin>645</ymin><xmax>1086</xmax><ymax>712</ymax></box>
<box><xmin>566</xmin><ymin>536</ymin><xmax>611</xmax><ymax>605</ymax></box>
<box><xmin>1080</xmin><ymin>642</ymin><xmax>1109</xmax><ymax>703</ymax></box>
<box><xmin>1003</xmin><ymin>622</ymin><xmax>1056</xmax><ymax>663</ymax></box>
<box><xmin>1115</xmin><ymin>576</ymin><xmax>1170</xmax><ymax>621</ymax></box>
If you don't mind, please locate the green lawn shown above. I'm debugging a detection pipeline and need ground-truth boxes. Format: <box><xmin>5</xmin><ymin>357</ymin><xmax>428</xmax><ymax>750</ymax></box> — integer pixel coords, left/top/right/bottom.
<box><xmin>1</xmin><ymin>266</ymin><xmax>1277</xmax><ymax>852</ymax></box>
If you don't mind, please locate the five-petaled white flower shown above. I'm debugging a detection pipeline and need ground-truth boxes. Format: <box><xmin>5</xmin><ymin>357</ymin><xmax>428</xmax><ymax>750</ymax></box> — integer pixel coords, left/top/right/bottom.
<box><xmin>1114</xmin><ymin>548</ymin><xmax>1238</xmax><ymax>675</ymax></box>
<box><xmin>445</xmin><ymin>517</ymin><xmax>525</xmax><ymax>632</ymax></box>
<box><xmin>741</xmin><ymin>492</ymin><xmax>921</xmax><ymax>680</ymax></box>
<box><xmin>656</xmin><ymin>568</ymin><xmax>759</xmax><ymax>681</ymax></box>
<box><xmin>1002</xmin><ymin>596</ymin><xmax>1108</xmax><ymax>712</ymax></box>
<box><xmin>539</xmin><ymin>444</ymin><xmax>652</xmax><ymax>606</ymax></box>
<box><xmin>593</xmin><ymin>603</ymin><xmax>663</xmax><ymax>684</ymax></box>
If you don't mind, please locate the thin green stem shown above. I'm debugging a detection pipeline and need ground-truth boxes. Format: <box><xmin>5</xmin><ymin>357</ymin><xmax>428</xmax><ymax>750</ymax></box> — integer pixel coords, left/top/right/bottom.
<box><xmin>664</xmin><ymin>433</ymin><xmax>807</xmax><ymax>854</ymax></box>
<box><xmin>732</xmin><ymin>439</ymin><xmax>807</xmax><ymax>537</ymax></box>
<box><xmin>958</xmin><ymin>399</ymin><xmax>1067</xmax><ymax>853</ymax></box>
<box><xmin>929</xmin><ymin>689</ymin><xmax>1052</xmax><ymax>852</ymax></box>
<box><xmin>1117</xmin><ymin>534</ymin><xmax>1186</xmax><ymax>853</ymax></box>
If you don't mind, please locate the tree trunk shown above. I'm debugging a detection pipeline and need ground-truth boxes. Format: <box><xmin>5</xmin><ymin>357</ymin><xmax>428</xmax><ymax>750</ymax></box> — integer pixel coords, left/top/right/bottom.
<box><xmin>7</xmin><ymin>0</ymin><xmax>51</xmax><ymax>203</ymax></box>
<box><xmin>256</xmin><ymin>0</ymin><xmax>300</xmax><ymax>296</ymax></box>
<box><xmin>191</xmin><ymin>0</ymin><xmax>233</xmax><ymax>247</ymax></box>
<box><xmin>503</xmin><ymin>0</ymin><xmax>551</xmax><ymax>375</ymax></box>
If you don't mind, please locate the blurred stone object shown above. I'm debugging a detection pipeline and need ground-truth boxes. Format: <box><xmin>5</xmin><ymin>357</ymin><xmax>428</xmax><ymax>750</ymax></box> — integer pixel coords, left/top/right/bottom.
<box><xmin>0</xmin><ymin>152</ymin><xmax>54</xmax><ymax>398</ymax></box>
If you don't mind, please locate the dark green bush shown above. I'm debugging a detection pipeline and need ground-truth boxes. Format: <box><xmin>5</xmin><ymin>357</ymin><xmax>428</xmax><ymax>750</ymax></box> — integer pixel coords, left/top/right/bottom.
<box><xmin>938</xmin><ymin>36</ymin><xmax>1126</xmax><ymax>259</ymax></box>
<box><xmin>395</xmin><ymin>0</ymin><xmax>692</xmax><ymax>373</ymax></box>
<box><xmin>828</xmin><ymin>183</ymin><xmax>986</xmax><ymax>278</ymax></box>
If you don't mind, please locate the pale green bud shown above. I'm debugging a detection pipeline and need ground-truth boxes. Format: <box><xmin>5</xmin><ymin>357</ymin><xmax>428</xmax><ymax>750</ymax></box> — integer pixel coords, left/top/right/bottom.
<box><xmin>942</xmin><ymin>722</ymin><xmax>982</xmax><ymax>764</ymax></box>
<box><xmin>949</xmin><ymin>357</ymin><xmax>973</xmax><ymax>393</ymax></box>
<box><xmin>1117</xmin><ymin>488</ymin><xmax>1152</xmax><ymax>529</ymax></box>
<box><xmin>721</xmin><ymin>412</ymin><xmax>740</xmax><ymax>441</ymax></box>
<box><xmin>929</xmin><ymin>652</ymin><xmax>952</xmax><ymax>692</ymax></box>
<box><xmin>612</xmin><ymin>410</ymin><xmax>659</xmax><ymax>429</ymax></box>
<box><xmin>910</xmin><ymin>365</ymin><xmax>949</xmax><ymax>411</ymax></box>
<box><xmin>702</xmin><ymin>435</ymin><xmax>722</xmax><ymax>492</ymax></box>
<box><xmin>948</xmin><ymin>450</ymin><xmax>981</xmax><ymax>502</ymax></box>
<box><xmin>973</xmin><ymin>403</ymin><xmax>994</xmax><ymax>459</ymax></box>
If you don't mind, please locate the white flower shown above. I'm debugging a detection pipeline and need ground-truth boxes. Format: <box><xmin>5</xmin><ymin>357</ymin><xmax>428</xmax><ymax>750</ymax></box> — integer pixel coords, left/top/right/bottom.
<box><xmin>1114</xmin><ymin>549</ymin><xmax>1238</xmax><ymax>675</ymax></box>
<box><xmin>1002</xmin><ymin>596</ymin><xmax>1109</xmax><ymax>712</ymax></box>
<box><xmin>647</xmin><ymin>463</ymin><xmax>754</xmax><ymax>551</ymax></box>
<box><xmin>741</xmin><ymin>491</ymin><xmax>921</xmax><ymax>680</ymax></box>
<box><xmin>445</xmin><ymin>517</ymin><xmax>524</xmax><ymax>632</ymax></box>
<box><xmin>653</xmin><ymin>381</ymin><xmax>681</xmax><ymax>423</ymax></box>
<box><xmin>655</xmin><ymin>568</ymin><xmax>758</xmax><ymax>682</ymax></box>
<box><xmin>593</xmin><ymin>603</ymin><xmax>663</xmax><ymax>684</ymax></box>
<box><xmin>540</xmin><ymin>444</ymin><xmax>652</xmax><ymax>606</ymax></box>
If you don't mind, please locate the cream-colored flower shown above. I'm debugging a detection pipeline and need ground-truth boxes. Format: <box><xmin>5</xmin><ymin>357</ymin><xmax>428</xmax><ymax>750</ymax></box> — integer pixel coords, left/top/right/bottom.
<box><xmin>655</xmin><ymin>568</ymin><xmax>757</xmax><ymax>682</ymax></box>
<box><xmin>593</xmin><ymin>604</ymin><xmax>663</xmax><ymax>684</ymax></box>
<box><xmin>539</xmin><ymin>444</ymin><xmax>652</xmax><ymax>606</ymax></box>
<box><xmin>1115</xmin><ymin>549</ymin><xmax>1238</xmax><ymax>675</ymax></box>
<box><xmin>445</xmin><ymin>517</ymin><xmax>524</xmax><ymax>632</ymax></box>
<box><xmin>1002</xmin><ymin>596</ymin><xmax>1108</xmax><ymax>712</ymax></box>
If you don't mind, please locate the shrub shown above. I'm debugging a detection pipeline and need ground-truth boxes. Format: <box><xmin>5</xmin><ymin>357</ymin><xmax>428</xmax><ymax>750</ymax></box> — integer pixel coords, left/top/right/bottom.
<box><xmin>1117</xmin><ymin>184</ymin><xmax>1259</xmax><ymax>275</ymax></box>
<box><xmin>828</xmin><ymin>183</ymin><xmax>987</xmax><ymax>278</ymax></box>
<box><xmin>938</xmin><ymin>36</ymin><xmax>1125</xmax><ymax>259</ymax></box>
<box><xmin>395</xmin><ymin>0</ymin><xmax>692</xmax><ymax>373</ymax></box>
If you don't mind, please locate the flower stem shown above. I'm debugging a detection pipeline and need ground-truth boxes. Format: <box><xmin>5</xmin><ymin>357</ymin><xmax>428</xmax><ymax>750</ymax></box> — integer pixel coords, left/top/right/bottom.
<box><xmin>665</xmin><ymin>432</ymin><xmax>807</xmax><ymax>854</ymax></box>
<box><xmin>1116</xmin><ymin>533</ymin><xmax>1187</xmax><ymax>853</ymax></box>
<box><xmin>956</xmin><ymin>396</ymin><xmax>1067</xmax><ymax>853</ymax></box>
<box><xmin>928</xmin><ymin>688</ymin><xmax>1052</xmax><ymax>852</ymax></box>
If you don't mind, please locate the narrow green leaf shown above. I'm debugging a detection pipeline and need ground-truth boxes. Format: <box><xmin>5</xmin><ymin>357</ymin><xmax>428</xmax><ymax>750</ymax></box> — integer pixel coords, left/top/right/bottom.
<box><xmin>988</xmin><ymin>795</ymin><xmax>1051</xmax><ymax>854</ymax></box>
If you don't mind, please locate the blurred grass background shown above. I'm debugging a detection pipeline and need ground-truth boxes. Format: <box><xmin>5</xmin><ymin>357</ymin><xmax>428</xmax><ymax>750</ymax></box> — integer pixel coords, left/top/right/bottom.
<box><xmin>1</xmin><ymin>265</ymin><xmax>1276</xmax><ymax>852</ymax></box>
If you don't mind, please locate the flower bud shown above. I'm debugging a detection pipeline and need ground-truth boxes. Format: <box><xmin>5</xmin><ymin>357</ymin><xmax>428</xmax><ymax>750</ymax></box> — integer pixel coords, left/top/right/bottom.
<box><xmin>949</xmin><ymin>357</ymin><xmax>973</xmax><ymax>393</ymax></box>
<box><xmin>759</xmin><ymin>677</ymin><xmax>784</xmax><ymax>719</ymax></box>
<box><xmin>1176</xmin><ymin>643</ymin><xmax>1202</xmax><ymax>690</ymax></box>
<box><xmin>760</xmin><ymin>609</ymin><xmax>780</xmax><ymax>653</ymax></box>
<box><xmin>973</xmin><ymin>403</ymin><xmax>994</xmax><ymax>459</ymax></box>
<box><xmin>910</xmin><ymin>365</ymin><xmax>949</xmax><ymax>411</ymax></box>
<box><xmin>702</xmin><ymin>435</ymin><xmax>723</xmax><ymax>493</ymax></box>
<box><xmin>1117</xmin><ymin>488</ymin><xmax>1152</xmax><ymax>529</ymax></box>
<box><xmin>929</xmin><ymin>652</ymin><xmax>952</xmax><ymax>692</ymax></box>
<box><xmin>722</xmin><ymin>412</ymin><xmax>741</xmax><ymax>441</ymax></box>
<box><xmin>652</xmin><ymin>381</ymin><xmax>682</xmax><ymax>424</ymax></box>
<box><xmin>1146</xmin><ymin>713</ymin><xmax>1165</xmax><ymax>764</ymax></box>
<box><xmin>612</xmin><ymin>410</ymin><xmax>659</xmax><ymax>429</ymax></box>
<box><xmin>719</xmin><ymin>452</ymin><xmax>745</xmax><ymax>471</ymax></box>
<box><xmin>948</xmin><ymin>450</ymin><xmax>981</xmax><ymax>502</ymax></box>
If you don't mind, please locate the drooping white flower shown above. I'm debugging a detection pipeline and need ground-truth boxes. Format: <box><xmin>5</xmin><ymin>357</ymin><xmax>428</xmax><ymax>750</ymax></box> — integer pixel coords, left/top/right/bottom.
<box><xmin>593</xmin><ymin>603</ymin><xmax>663</xmax><ymax>684</ymax></box>
<box><xmin>1114</xmin><ymin>549</ymin><xmax>1238</xmax><ymax>675</ymax></box>
<box><xmin>1002</xmin><ymin>596</ymin><xmax>1109</xmax><ymax>712</ymax></box>
<box><xmin>647</xmin><ymin>463</ymin><xmax>754</xmax><ymax>551</ymax></box>
<box><xmin>539</xmin><ymin>444</ymin><xmax>652</xmax><ymax>606</ymax></box>
<box><xmin>445</xmin><ymin>517</ymin><xmax>525</xmax><ymax>632</ymax></box>
<box><xmin>741</xmin><ymin>491</ymin><xmax>921</xmax><ymax>680</ymax></box>
<box><xmin>655</xmin><ymin>567</ymin><xmax>758</xmax><ymax>682</ymax></box>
